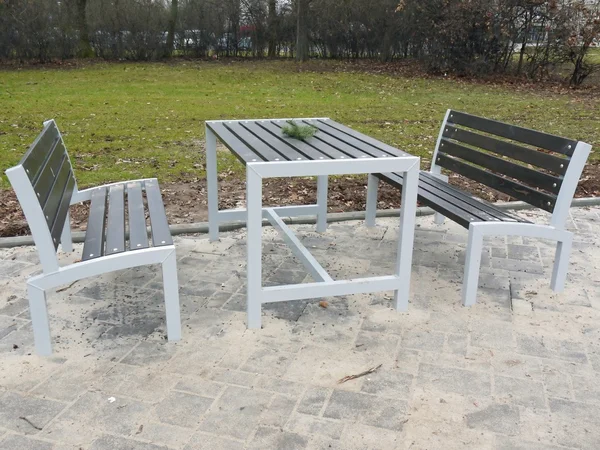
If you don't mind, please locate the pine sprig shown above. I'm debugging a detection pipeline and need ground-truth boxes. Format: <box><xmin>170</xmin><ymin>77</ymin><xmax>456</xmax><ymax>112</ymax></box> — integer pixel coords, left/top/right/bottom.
<box><xmin>281</xmin><ymin>121</ymin><xmax>318</xmax><ymax>140</ymax></box>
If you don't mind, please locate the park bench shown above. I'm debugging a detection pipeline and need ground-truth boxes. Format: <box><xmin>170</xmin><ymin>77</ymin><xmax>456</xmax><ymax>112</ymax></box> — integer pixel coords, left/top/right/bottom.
<box><xmin>5</xmin><ymin>120</ymin><xmax>181</xmax><ymax>355</ymax></box>
<box><xmin>365</xmin><ymin>109</ymin><xmax>592</xmax><ymax>306</ymax></box>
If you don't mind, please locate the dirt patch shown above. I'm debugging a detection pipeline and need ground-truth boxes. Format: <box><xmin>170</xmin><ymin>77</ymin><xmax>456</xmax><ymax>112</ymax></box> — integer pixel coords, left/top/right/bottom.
<box><xmin>2</xmin><ymin>162</ymin><xmax>599</xmax><ymax>238</ymax></box>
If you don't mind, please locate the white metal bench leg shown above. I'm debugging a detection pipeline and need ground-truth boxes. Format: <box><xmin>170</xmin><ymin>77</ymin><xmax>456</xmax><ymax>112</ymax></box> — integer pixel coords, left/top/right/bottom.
<box><xmin>60</xmin><ymin>210</ymin><xmax>73</xmax><ymax>253</ymax></box>
<box><xmin>162</xmin><ymin>249</ymin><xmax>181</xmax><ymax>341</ymax></box>
<box><xmin>316</xmin><ymin>175</ymin><xmax>328</xmax><ymax>232</ymax></box>
<box><xmin>206</xmin><ymin>126</ymin><xmax>220</xmax><ymax>242</ymax></box>
<box><xmin>393</xmin><ymin>165</ymin><xmax>418</xmax><ymax>311</ymax></box>
<box><xmin>27</xmin><ymin>283</ymin><xmax>52</xmax><ymax>356</ymax></box>
<box><xmin>366</xmin><ymin>174</ymin><xmax>379</xmax><ymax>227</ymax></box>
<box><xmin>550</xmin><ymin>233</ymin><xmax>572</xmax><ymax>292</ymax></box>
<box><xmin>246</xmin><ymin>167</ymin><xmax>262</xmax><ymax>329</ymax></box>
<box><xmin>434</xmin><ymin>212</ymin><xmax>446</xmax><ymax>225</ymax></box>
<box><xmin>462</xmin><ymin>225</ymin><xmax>484</xmax><ymax>306</ymax></box>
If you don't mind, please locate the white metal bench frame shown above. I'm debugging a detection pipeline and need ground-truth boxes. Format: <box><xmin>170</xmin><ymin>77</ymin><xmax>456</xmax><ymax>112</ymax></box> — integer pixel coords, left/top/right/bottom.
<box><xmin>365</xmin><ymin>109</ymin><xmax>592</xmax><ymax>307</ymax></box>
<box><xmin>206</xmin><ymin>120</ymin><xmax>420</xmax><ymax>329</ymax></box>
<box><xmin>6</xmin><ymin>120</ymin><xmax>181</xmax><ymax>355</ymax></box>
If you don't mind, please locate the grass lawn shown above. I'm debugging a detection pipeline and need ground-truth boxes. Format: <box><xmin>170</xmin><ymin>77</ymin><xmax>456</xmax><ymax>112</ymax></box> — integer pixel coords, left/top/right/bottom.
<box><xmin>1</xmin><ymin>60</ymin><xmax>599</xmax><ymax>190</ymax></box>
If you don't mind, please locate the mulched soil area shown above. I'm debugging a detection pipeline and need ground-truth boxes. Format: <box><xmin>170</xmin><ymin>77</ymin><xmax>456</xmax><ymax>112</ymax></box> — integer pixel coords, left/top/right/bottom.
<box><xmin>2</xmin><ymin>162</ymin><xmax>599</xmax><ymax>238</ymax></box>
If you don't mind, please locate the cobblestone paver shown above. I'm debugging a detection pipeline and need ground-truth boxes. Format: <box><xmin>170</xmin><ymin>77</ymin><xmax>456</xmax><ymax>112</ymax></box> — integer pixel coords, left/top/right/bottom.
<box><xmin>0</xmin><ymin>206</ymin><xmax>599</xmax><ymax>449</ymax></box>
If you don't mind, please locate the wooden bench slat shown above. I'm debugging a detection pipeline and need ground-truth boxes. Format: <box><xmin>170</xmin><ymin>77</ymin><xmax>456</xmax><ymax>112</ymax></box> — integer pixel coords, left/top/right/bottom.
<box><xmin>419</xmin><ymin>172</ymin><xmax>528</xmax><ymax>223</ymax></box>
<box><xmin>33</xmin><ymin>139</ymin><xmax>65</xmax><ymax>205</ymax></box>
<box><xmin>440</xmin><ymin>139</ymin><xmax>562</xmax><ymax>194</ymax></box>
<box><xmin>224</xmin><ymin>122</ymin><xmax>285</xmax><ymax>161</ymax></box>
<box><xmin>21</xmin><ymin>122</ymin><xmax>60</xmax><ymax>183</ymax></box>
<box><xmin>82</xmin><ymin>188</ymin><xmax>108</xmax><ymax>260</ymax></box>
<box><xmin>105</xmin><ymin>185</ymin><xmax>126</xmax><ymax>256</ymax></box>
<box><xmin>127</xmin><ymin>182</ymin><xmax>149</xmax><ymax>251</ymax></box>
<box><xmin>49</xmin><ymin>175</ymin><xmax>76</xmax><ymax>250</ymax></box>
<box><xmin>316</xmin><ymin>119</ymin><xmax>407</xmax><ymax>157</ymax></box>
<box><xmin>145</xmin><ymin>180</ymin><xmax>173</xmax><ymax>247</ymax></box>
<box><xmin>207</xmin><ymin>122</ymin><xmax>264</xmax><ymax>163</ymax></box>
<box><xmin>378</xmin><ymin>172</ymin><xmax>491</xmax><ymax>227</ymax></box>
<box><xmin>437</xmin><ymin>153</ymin><xmax>557</xmax><ymax>212</ymax></box>
<box><xmin>443</xmin><ymin>126</ymin><xmax>569</xmax><ymax>175</ymax></box>
<box><xmin>448</xmin><ymin>111</ymin><xmax>577</xmax><ymax>156</ymax></box>
<box><xmin>270</xmin><ymin>121</ymin><xmax>349</xmax><ymax>159</ymax></box>
<box><xmin>256</xmin><ymin>121</ymin><xmax>334</xmax><ymax>160</ymax></box>
<box><xmin>240</xmin><ymin>121</ymin><xmax>308</xmax><ymax>161</ymax></box>
<box><xmin>42</xmin><ymin>158</ymin><xmax>72</xmax><ymax>227</ymax></box>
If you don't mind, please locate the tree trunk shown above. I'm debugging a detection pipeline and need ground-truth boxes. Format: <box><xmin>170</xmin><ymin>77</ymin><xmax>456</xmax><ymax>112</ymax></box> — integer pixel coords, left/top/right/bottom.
<box><xmin>296</xmin><ymin>0</ymin><xmax>309</xmax><ymax>62</ymax></box>
<box><xmin>75</xmin><ymin>0</ymin><xmax>93</xmax><ymax>57</ymax></box>
<box><xmin>165</xmin><ymin>0</ymin><xmax>178</xmax><ymax>57</ymax></box>
<box><xmin>267</xmin><ymin>0</ymin><xmax>277</xmax><ymax>57</ymax></box>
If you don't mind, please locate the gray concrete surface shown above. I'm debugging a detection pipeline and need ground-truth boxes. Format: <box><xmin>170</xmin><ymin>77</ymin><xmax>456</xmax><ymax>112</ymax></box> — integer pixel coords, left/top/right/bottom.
<box><xmin>0</xmin><ymin>206</ymin><xmax>599</xmax><ymax>449</ymax></box>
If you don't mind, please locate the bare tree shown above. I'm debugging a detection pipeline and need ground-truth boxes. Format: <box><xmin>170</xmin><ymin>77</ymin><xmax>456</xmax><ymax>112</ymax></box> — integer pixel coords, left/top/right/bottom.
<box><xmin>296</xmin><ymin>0</ymin><xmax>310</xmax><ymax>61</ymax></box>
<box><xmin>165</xmin><ymin>0</ymin><xmax>179</xmax><ymax>56</ymax></box>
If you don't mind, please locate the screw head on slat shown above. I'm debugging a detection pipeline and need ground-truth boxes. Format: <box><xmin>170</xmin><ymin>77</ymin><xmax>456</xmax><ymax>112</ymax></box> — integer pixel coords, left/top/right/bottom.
<box><xmin>275</xmin><ymin>158</ymin><xmax>280</xmax><ymax>161</ymax></box>
<box><xmin>445</xmin><ymin>128</ymin><xmax>448</xmax><ymax>132</ymax></box>
<box><xmin>319</xmin><ymin>157</ymin><xmax>324</xmax><ymax>159</ymax></box>
<box><xmin>161</xmin><ymin>240</ymin><xmax>166</xmax><ymax>244</ymax></box>
<box><xmin>137</xmin><ymin>244</ymin><xmax>142</xmax><ymax>247</ymax></box>
<box><xmin>553</xmin><ymin>183</ymin><xmax>557</xmax><ymax>187</ymax></box>
<box><xmin>113</xmin><ymin>248</ymin><xmax>118</xmax><ymax>252</ymax></box>
<box><xmin>296</xmin><ymin>158</ymin><xmax>301</xmax><ymax>160</ymax></box>
<box><xmin>547</xmin><ymin>202</ymin><xmax>551</xmax><ymax>205</ymax></box>
<box><xmin>340</xmin><ymin>156</ymin><xmax>345</xmax><ymax>159</ymax></box>
<box><xmin>36</xmin><ymin>192</ymin><xmax>40</xmax><ymax>197</ymax></box>
<box><xmin>89</xmin><ymin>253</ymin><xmax>94</xmax><ymax>257</ymax></box>
<box><xmin>560</xmin><ymin>164</ymin><xmax>564</xmax><ymax>168</ymax></box>
<box><xmin>252</xmin><ymin>159</ymin><xmax>257</xmax><ymax>162</ymax></box>
<box><xmin>568</xmin><ymin>145</ymin><xmax>572</xmax><ymax>149</ymax></box>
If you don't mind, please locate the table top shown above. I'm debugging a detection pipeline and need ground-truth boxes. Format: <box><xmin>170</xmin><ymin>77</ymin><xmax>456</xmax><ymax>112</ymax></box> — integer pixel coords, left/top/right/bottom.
<box><xmin>206</xmin><ymin>118</ymin><xmax>411</xmax><ymax>165</ymax></box>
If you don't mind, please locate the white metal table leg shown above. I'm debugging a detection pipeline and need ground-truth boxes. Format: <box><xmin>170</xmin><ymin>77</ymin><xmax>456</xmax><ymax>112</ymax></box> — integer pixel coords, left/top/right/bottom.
<box><xmin>27</xmin><ymin>282</ymin><xmax>52</xmax><ymax>356</ymax></box>
<box><xmin>366</xmin><ymin>174</ymin><xmax>379</xmax><ymax>227</ymax></box>
<box><xmin>60</xmin><ymin>209</ymin><xmax>73</xmax><ymax>252</ymax></box>
<box><xmin>206</xmin><ymin>126</ymin><xmax>220</xmax><ymax>242</ymax></box>
<box><xmin>393</xmin><ymin>165</ymin><xmax>418</xmax><ymax>311</ymax></box>
<box><xmin>462</xmin><ymin>225</ymin><xmax>484</xmax><ymax>306</ymax></box>
<box><xmin>550</xmin><ymin>233</ymin><xmax>573</xmax><ymax>292</ymax></box>
<box><xmin>316</xmin><ymin>175</ymin><xmax>328</xmax><ymax>232</ymax></box>
<box><xmin>162</xmin><ymin>248</ymin><xmax>181</xmax><ymax>341</ymax></box>
<box><xmin>246</xmin><ymin>167</ymin><xmax>263</xmax><ymax>328</ymax></box>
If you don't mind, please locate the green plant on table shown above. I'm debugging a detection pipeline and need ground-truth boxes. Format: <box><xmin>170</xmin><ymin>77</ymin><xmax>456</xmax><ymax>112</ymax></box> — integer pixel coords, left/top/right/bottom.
<box><xmin>281</xmin><ymin>121</ymin><xmax>318</xmax><ymax>140</ymax></box>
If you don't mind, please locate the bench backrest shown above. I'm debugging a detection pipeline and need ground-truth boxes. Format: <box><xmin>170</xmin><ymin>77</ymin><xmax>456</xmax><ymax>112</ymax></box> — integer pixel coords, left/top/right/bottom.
<box><xmin>5</xmin><ymin>120</ymin><xmax>77</xmax><ymax>273</ymax></box>
<box><xmin>431</xmin><ymin>109</ymin><xmax>592</xmax><ymax>228</ymax></box>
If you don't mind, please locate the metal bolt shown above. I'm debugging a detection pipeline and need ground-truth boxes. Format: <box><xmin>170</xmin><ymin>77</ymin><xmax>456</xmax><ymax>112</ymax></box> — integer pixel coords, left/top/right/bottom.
<box><xmin>553</xmin><ymin>183</ymin><xmax>557</xmax><ymax>187</ymax></box>
<box><xmin>36</xmin><ymin>192</ymin><xmax>40</xmax><ymax>197</ymax></box>
<box><xmin>161</xmin><ymin>240</ymin><xmax>166</xmax><ymax>244</ymax></box>
<box><xmin>252</xmin><ymin>159</ymin><xmax>257</xmax><ymax>162</ymax></box>
<box><xmin>275</xmin><ymin>158</ymin><xmax>280</xmax><ymax>161</ymax></box>
<box><xmin>547</xmin><ymin>201</ymin><xmax>551</xmax><ymax>205</ymax></box>
<box><xmin>90</xmin><ymin>253</ymin><xmax>94</xmax><ymax>257</ymax></box>
<box><xmin>319</xmin><ymin>157</ymin><xmax>324</xmax><ymax>159</ymax></box>
<box><xmin>441</xmin><ymin>143</ymin><xmax>444</xmax><ymax>147</ymax></box>
<box><xmin>560</xmin><ymin>164</ymin><xmax>564</xmax><ymax>168</ymax></box>
<box><xmin>113</xmin><ymin>248</ymin><xmax>118</xmax><ymax>252</ymax></box>
<box><xmin>568</xmin><ymin>145</ymin><xmax>572</xmax><ymax>149</ymax></box>
<box><xmin>340</xmin><ymin>156</ymin><xmax>345</xmax><ymax>159</ymax></box>
<box><xmin>445</xmin><ymin>128</ymin><xmax>448</xmax><ymax>132</ymax></box>
<box><xmin>450</xmin><ymin>115</ymin><xmax>453</xmax><ymax>118</ymax></box>
<box><xmin>137</xmin><ymin>244</ymin><xmax>142</xmax><ymax>247</ymax></box>
<box><xmin>296</xmin><ymin>158</ymin><xmax>301</xmax><ymax>160</ymax></box>
<box><xmin>26</xmin><ymin>169</ymin><xmax>30</xmax><ymax>174</ymax></box>
<box><xmin>361</xmin><ymin>155</ymin><xmax>367</xmax><ymax>158</ymax></box>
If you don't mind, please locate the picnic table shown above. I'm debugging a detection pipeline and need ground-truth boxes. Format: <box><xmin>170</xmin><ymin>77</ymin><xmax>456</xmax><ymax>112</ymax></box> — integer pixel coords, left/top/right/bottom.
<box><xmin>205</xmin><ymin>118</ymin><xmax>420</xmax><ymax>328</ymax></box>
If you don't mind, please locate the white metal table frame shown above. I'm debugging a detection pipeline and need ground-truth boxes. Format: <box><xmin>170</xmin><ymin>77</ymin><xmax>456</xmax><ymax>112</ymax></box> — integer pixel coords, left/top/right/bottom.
<box><xmin>206</xmin><ymin>119</ymin><xmax>420</xmax><ymax>329</ymax></box>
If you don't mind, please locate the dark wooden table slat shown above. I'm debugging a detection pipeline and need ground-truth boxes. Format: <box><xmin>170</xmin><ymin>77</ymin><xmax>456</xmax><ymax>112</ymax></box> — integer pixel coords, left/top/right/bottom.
<box><xmin>21</xmin><ymin>122</ymin><xmax>60</xmax><ymax>183</ymax></box>
<box><xmin>240</xmin><ymin>121</ymin><xmax>307</xmax><ymax>161</ymax></box>
<box><xmin>42</xmin><ymin>158</ymin><xmax>72</xmax><ymax>227</ymax></box>
<box><xmin>269</xmin><ymin>121</ymin><xmax>349</xmax><ymax>159</ymax></box>
<box><xmin>316</xmin><ymin>119</ymin><xmax>408</xmax><ymax>157</ymax></box>
<box><xmin>49</xmin><ymin>176</ymin><xmax>76</xmax><ymax>250</ymax></box>
<box><xmin>306</xmin><ymin>120</ymin><xmax>388</xmax><ymax>158</ymax></box>
<box><xmin>256</xmin><ymin>121</ymin><xmax>333</xmax><ymax>160</ymax></box>
<box><xmin>224</xmin><ymin>122</ymin><xmax>286</xmax><ymax>161</ymax></box>
<box><xmin>207</xmin><ymin>122</ymin><xmax>265</xmax><ymax>163</ymax></box>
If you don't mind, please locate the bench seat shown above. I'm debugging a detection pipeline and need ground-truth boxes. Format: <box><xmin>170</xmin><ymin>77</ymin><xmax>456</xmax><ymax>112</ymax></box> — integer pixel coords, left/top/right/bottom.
<box><xmin>376</xmin><ymin>171</ymin><xmax>529</xmax><ymax>229</ymax></box>
<box><xmin>82</xmin><ymin>179</ymin><xmax>173</xmax><ymax>261</ymax></box>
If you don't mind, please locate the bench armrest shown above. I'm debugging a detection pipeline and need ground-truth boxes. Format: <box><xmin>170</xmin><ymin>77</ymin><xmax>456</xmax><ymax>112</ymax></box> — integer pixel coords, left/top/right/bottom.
<box><xmin>70</xmin><ymin>178</ymin><xmax>158</xmax><ymax>204</ymax></box>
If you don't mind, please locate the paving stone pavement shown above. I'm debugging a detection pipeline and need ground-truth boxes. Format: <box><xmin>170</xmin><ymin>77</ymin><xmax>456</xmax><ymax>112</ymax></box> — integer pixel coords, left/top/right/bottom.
<box><xmin>0</xmin><ymin>206</ymin><xmax>599</xmax><ymax>449</ymax></box>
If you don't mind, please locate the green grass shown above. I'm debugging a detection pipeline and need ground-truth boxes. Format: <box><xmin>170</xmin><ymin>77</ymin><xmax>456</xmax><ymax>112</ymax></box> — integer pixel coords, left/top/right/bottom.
<box><xmin>1</xmin><ymin>60</ymin><xmax>598</xmax><ymax>189</ymax></box>
<box><xmin>588</xmin><ymin>47</ymin><xmax>600</xmax><ymax>64</ymax></box>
